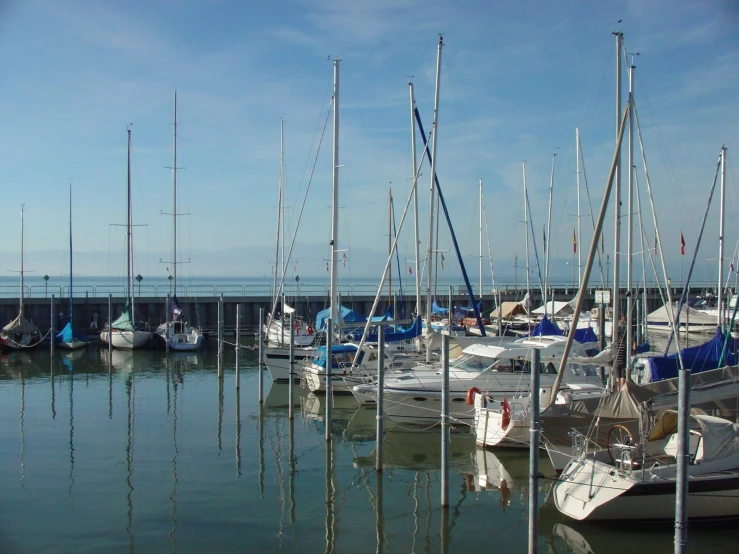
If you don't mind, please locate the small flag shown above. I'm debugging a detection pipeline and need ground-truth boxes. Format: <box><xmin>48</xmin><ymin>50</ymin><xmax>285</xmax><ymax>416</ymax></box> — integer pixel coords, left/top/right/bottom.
<box><xmin>680</xmin><ymin>232</ymin><xmax>685</xmax><ymax>256</ymax></box>
<box><xmin>408</xmin><ymin>266</ymin><xmax>413</xmax><ymax>275</ymax></box>
<box><xmin>441</xmin><ymin>253</ymin><xmax>445</xmax><ymax>270</ymax></box>
<box><xmin>731</xmin><ymin>261</ymin><xmax>735</xmax><ymax>273</ymax></box>
<box><xmin>573</xmin><ymin>229</ymin><xmax>577</xmax><ymax>254</ymax></box>
<box><xmin>543</xmin><ymin>227</ymin><xmax>547</xmax><ymax>252</ymax></box>
<box><xmin>342</xmin><ymin>252</ymin><xmax>347</xmax><ymax>267</ymax></box>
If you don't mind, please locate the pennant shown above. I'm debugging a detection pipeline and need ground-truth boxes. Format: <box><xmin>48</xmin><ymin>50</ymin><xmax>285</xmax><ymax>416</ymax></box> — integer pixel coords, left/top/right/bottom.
<box><xmin>543</xmin><ymin>227</ymin><xmax>547</xmax><ymax>252</ymax></box>
<box><xmin>680</xmin><ymin>232</ymin><xmax>685</xmax><ymax>256</ymax></box>
<box><xmin>408</xmin><ymin>266</ymin><xmax>413</xmax><ymax>275</ymax></box>
<box><xmin>342</xmin><ymin>252</ymin><xmax>347</xmax><ymax>267</ymax></box>
<box><xmin>572</xmin><ymin>229</ymin><xmax>577</xmax><ymax>254</ymax></box>
<box><xmin>441</xmin><ymin>253</ymin><xmax>445</xmax><ymax>270</ymax></box>
<box><xmin>731</xmin><ymin>261</ymin><xmax>735</xmax><ymax>273</ymax></box>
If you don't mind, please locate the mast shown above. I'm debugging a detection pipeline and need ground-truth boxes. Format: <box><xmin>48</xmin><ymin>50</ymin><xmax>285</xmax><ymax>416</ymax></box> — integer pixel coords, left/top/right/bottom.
<box><xmin>329</xmin><ymin>59</ymin><xmax>340</xmax><ymax>326</ymax></box>
<box><xmin>409</xmin><ymin>81</ymin><xmax>421</xmax><ymax>332</ymax></box>
<box><xmin>272</xmin><ymin>120</ymin><xmax>283</xmax><ymax>318</ymax></box>
<box><xmin>127</xmin><ymin>126</ymin><xmax>134</xmax><ymax>324</ymax></box>
<box><xmin>280</xmin><ymin>117</ymin><xmax>286</xmax><ymax>317</ymax></box>
<box><xmin>388</xmin><ymin>187</ymin><xmax>392</xmax><ymax>311</ymax></box>
<box><xmin>626</xmin><ymin>63</ymin><xmax>635</xmax><ymax>370</ymax></box>
<box><xmin>479</xmin><ymin>179</ymin><xmax>483</xmax><ymax>300</ymax></box>
<box><xmin>612</xmin><ymin>31</ymin><xmax>623</xmax><ymax>346</ymax></box>
<box><xmin>19</xmin><ymin>205</ymin><xmax>25</xmax><ymax>316</ymax></box>
<box><xmin>576</xmin><ymin>128</ymin><xmax>582</xmax><ymax>284</ymax></box>
<box><xmin>523</xmin><ymin>162</ymin><xmax>531</xmax><ymax>316</ymax></box>
<box><xmin>69</xmin><ymin>183</ymin><xmax>74</xmax><ymax>327</ymax></box>
<box><xmin>544</xmin><ymin>153</ymin><xmax>556</xmax><ymax>317</ymax></box>
<box><xmin>425</xmin><ymin>36</ymin><xmax>443</xmax><ymax>361</ymax></box>
<box><xmin>172</xmin><ymin>91</ymin><xmax>178</xmax><ymax>298</ymax></box>
<box><xmin>718</xmin><ymin>145</ymin><xmax>726</xmax><ymax>331</ymax></box>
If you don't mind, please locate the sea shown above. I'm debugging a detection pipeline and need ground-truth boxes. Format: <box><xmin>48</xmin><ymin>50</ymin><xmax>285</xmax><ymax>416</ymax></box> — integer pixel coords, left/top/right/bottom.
<box><xmin>1</xmin><ymin>336</ymin><xmax>736</xmax><ymax>553</ymax></box>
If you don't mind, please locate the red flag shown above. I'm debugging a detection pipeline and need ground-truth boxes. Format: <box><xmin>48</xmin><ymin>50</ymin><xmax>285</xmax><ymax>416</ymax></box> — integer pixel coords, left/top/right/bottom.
<box><xmin>408</xmin><ymin>266</ymin><xmax>413</xmax><ymax>275</ymax></box>
<box><xmin>441</xmin><ymin>253</ymin><xmax>445</xmax><ymax>270</ymax></box>
<box><xmin>731</xmin><ymin>261</ymin><xmax>735</xmax><ymax>273</ymax></box>
<box><xmin>573</xmin><ymin>229</ymin><xmax>577</xmax><ymax>254</ymax></box>
<box><xmin>680</xmin><ymin>232</ymin><xmax>685</xmax><ymax>256</ymax></box>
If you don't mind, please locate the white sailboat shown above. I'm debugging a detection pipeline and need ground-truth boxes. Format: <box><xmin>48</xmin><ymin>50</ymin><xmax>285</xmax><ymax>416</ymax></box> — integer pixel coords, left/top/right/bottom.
<box><xmin>155</xmin><ymin>91</ymin><xmax>203</xmax><ymax>352</ymax></box>
<box><xmin>0</xmin><ymin>205</ymin><xmax>42</xmax><ymax>351</ymax></box>
<box><xmin>100</xmin><ymin>126</ymin><xmax>152</xmax><ymax>350</ymax></box>
<box><xmin>56</xmin><ymin>183</ymin><xmax>87</xmax><ymax>350</ymax></box>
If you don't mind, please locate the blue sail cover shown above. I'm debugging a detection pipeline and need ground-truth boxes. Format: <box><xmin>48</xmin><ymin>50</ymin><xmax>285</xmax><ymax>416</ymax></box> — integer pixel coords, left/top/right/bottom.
<box><xmin>312</xmin><ymin>344</ymin><xmax>365</xmax><ymax>369</ymax></box>
<box><xmin>527</xmin><ymin>316</ymin><xmax>599</xmax><ymax>345</ymax></box>
<box><xmin>55</xmin><ymin>322</ymin><xmax>86</xmax><ymax>344</ymax></box>
<box><xmin>646</xmin><ymin>328</ymin><xmax>736</xmax><ymax>382</ymax></box>
<box><xmin>346</xmin><ymin>316</ymin><xmax>422</xmax><ymax>343</ymax></box>
<box><xmin>315</xmin><ymin>306</ymin><xmax>392</xmax><ymax>332</ymax></box>
<box><xmin>171</xmin><ymin>296</ymin><xmax>183</xmax><ymax>319</ymax></box>
<box><xmin>432</xmin><ymin>300</ymin><xmax>449</xmax><ymax>315</ymax></box>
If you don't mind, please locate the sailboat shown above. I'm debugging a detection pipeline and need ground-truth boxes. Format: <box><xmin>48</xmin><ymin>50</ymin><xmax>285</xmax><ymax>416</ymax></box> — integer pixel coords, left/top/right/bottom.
<box><xmin>56</xmin><ymin>183</ymin><xmax>88</xmax><ymax>350</ymax></box>
<box><xmin>154</xmin><ymin>91</ymin><xmax>203</xmax><ymax>351</ymax></box>
<box><xmin>0</xmin><ymin>205</ymin><xmax>42</xmax><ymax>350</ymax></box>
<box><xmin>100</xmin><ymin>126</ymin><xmax>152</xmax><ymax>350</ymax></box>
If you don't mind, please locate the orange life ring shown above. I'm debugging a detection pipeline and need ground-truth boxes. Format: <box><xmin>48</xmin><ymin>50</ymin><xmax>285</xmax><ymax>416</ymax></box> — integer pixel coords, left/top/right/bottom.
<box><xmin>501</xmin><ymin>396</ymin><xmax>512</xmax><ymax>430</ymax></box>
<box><xmin>466</xmin><ymin>386</ymin><xmax>481</xmax><ymax>406</ymax></box>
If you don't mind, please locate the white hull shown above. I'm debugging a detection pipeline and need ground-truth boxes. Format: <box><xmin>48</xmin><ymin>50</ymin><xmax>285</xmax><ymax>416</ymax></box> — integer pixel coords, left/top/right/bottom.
<box><xmin>155</xmin><ymin>322</ymin><xmax>204</xmax><ymax>351</ymax></box>
<box><xmin>263</xmin><ymin>346</ymin><xmax>315</xmax><ymax>382</ymax></box>
<box><xmin>265</xmin><ymin>320</ymin><xmax>316</xmax><ymax>347</ymax></box>
<box><xmin>100</xmin><ymin>329</ymin><xmax>151</xmax><ymax>350</ymax></box>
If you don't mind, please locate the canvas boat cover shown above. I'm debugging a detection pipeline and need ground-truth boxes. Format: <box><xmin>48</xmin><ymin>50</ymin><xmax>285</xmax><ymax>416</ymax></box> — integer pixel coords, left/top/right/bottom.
<box><xmin>648</xmin><ymin>410</ymin><xmax>739</xmax><ymax>463</ymax></box>
<box><xmin>645</xmin><ymin>328</ymin><xmax>737</xmax><ymax>382</ymax></box>
<box><xmin>532</xmin><ymin>301</ymin><xmax>574</xmax><ymax>316</ymax></box>
<box><xmin>345</xmin><ymin>316</ymin><xmax>422</xmax><ymax>343</ymax></box>
<box><xmin>490</xmin><ymin>301</ymin><xmax>528</xmax><ymax>320</ymax></box>
<box><xmin>56</xmin><ymin>321</ymin><xmax>86</xmax><ymax>344</ymax></box>
<box><xmin>526</xmin><ymin>316</ymin><xmax>599</xmax><ymax>346</ymax></box>
<box><xmin>2</xmin><ymin>314</ymin><xmax>40</xmax><ymax>335</ymax></box>
<box><xmin>647</xmin><ymin>303</ymin><xmax>717</xmax><ymax>326</ymax></box>
<box><xmin>432</xmin><ymin>300</ymin><xmax>449</xmax><ymax>314</ymax></box>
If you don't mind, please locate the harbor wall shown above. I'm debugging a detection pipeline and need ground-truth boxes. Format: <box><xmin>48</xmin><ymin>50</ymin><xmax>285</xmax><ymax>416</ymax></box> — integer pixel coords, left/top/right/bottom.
<box><xmin>0</xmin><ymin>286</ymin><xmax>707</xmax><ymax>336</ymax></box>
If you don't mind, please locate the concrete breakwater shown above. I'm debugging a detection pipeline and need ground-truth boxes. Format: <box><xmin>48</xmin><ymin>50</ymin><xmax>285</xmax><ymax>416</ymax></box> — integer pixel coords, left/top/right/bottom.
<box><xmin>0</xmin><ymin>285</ymin><xmax>702</xmax><ymax>339</ymax></box>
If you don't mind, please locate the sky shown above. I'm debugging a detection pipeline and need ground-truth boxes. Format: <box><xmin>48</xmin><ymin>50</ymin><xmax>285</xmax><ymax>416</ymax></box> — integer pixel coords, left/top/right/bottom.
<box><xmin>0</xmin><ymin>0</ymin><xmax>738</xmax><ymax>287</ymax></box>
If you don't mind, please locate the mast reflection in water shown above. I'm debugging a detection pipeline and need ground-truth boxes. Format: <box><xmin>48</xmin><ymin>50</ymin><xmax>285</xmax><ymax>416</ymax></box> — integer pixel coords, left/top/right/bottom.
<box><xmin>0</xmin><ymin>345</ymin><xmax>735</xmax><ymax>553</ymax></box>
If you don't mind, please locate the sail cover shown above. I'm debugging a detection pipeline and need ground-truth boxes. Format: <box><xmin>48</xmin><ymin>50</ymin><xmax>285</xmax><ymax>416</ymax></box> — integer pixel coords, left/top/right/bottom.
<box><xmin>56</xmin><ymin>321</ymin><xmax>86</xmax><ymax>343</ymax></box>
<box><xmin>2</xmin><ymin>314</ymin><xmax>39</xmax><ymax>335</ymax></box>
<box><xmin>646</xmin><ymin>328</ymin><xmax>737</xmax><ymax>382</ymax></box>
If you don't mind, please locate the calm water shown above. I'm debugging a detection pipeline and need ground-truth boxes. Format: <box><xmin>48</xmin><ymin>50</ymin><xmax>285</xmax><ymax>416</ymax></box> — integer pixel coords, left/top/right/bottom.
<box><xmin>1</xmin><ymin>341</ymin><xmax>736</xmax><ymax>553</ymax></box>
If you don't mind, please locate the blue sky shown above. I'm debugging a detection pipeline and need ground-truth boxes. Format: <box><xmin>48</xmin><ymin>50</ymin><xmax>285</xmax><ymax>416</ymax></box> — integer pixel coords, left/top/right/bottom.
<box><xmin>1</xmin><ymin>0</ymin><xmax>738</xmax><ymax>284</ymax></box>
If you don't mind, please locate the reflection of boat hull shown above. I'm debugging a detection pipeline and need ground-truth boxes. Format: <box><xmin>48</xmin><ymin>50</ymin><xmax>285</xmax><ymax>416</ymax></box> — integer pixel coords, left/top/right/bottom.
<box><xmin>354</xmin><ymin>430</ymin><xmax>475</xmax><ymax>471</ymax></box>
<box><xmin>0</xmin><ymin>333</ymin><xmax>41</xmax><ymax>351</ymax></box>
<box><xmin>101</xmin><ymin>329</ymin><xmax>151</xmax><ymax>350</ymax></box>
<box><xmin>263</xmin><ymin>346</ymin><xmax>314</xmax><ymax>382</ymax></box>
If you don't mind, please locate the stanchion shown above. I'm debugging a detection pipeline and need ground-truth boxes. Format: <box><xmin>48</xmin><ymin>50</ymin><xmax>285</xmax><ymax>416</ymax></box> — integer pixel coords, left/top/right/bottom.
<box><xmin>235</xmin><ymin>304</ymin><xmax>240</xmax><ymax>390</ymax></box>
<box><xmin>440</xmin><ymin>333</ymin><xmax>449</xmax><ymax>507</ymax></box>
<box><xmin>325</xmin><ymin>317</ymin><xmax>333</xmax><ymax>442</ymax></box>
<box><xmin>288</xmin><ymin>312</ymin><xmax>294</xmax><ymax>420</ymax></box>
<box><xmin>375</xmin><ymin>327</ymin><xmax>385</xmax><ymax>472</ymax></box>
<box><xmin>528</xmin><ymin>347</ymin><xmax>541</xmax><ymax>554</ymax></box>
<box><xmin>258</xmin><ymin>307</ymin><xmax>264</xmax><ymax>404</ymax></box>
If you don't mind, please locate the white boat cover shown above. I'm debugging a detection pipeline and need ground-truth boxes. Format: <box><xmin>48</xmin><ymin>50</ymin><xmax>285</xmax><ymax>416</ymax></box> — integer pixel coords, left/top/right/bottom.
<box><xmin>533</xmin><ymin>300</ymin><xmax>574</xmax><ymax>316</ymax></box>
<box><xmin>648</xmin><ymin>410</ymin><xmax>739</xmax><ymax>462</ymax></box>
<box><xmin>647</xmin><ymin>303</ymin><xmax>716</xmax><ymax>326</ymax></box>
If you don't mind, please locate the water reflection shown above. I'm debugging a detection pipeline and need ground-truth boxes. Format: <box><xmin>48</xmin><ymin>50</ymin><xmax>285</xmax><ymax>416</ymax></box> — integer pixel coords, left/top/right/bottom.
<box><xmin>170</xmin><ymin>369</ymin><xmax>179</xmax><ymax>553</ymax></box>
<box><xmin>125</xmin><ymin>370</ymin><xmax>135</xmax><ymax>552</ymax></box>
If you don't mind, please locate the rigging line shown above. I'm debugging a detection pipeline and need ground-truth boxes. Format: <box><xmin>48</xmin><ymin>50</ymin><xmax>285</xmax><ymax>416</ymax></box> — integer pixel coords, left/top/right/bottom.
<box><xmin>267</xmin><ymin>99</ymin><xmax>333</xmax><ymax>323</ymax></box>
<box><xmin>578</xmin><ymin>133</ymin><xmax>606</xmax><ymax>287</ymax></box>
<box><xmin>524</xmin><ymin>185</ymin><xmax>545</xmax><ymax>297</ymax></box>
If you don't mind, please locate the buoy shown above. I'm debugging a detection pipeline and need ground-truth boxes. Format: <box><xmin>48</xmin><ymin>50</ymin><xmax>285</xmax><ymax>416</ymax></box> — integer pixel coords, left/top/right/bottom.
<box><xmin>466</xmin><ymin>386</ymin><xmax>481</xmax><ymax>406</ymax></box>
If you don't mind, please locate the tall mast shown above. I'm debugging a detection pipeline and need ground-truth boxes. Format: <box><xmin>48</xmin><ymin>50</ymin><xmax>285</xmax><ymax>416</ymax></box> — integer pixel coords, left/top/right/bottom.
<box><xmin>329</xmin><ymin>59</ymin><xmax>340</xmax><ymax>325</ymax></box>
<box><xmin>172</xmin><ymin>90</ymin><xmax>178</xmax><ymax>296</ymax></box>
<box><xmin>612</xmin><ymin>31</ymin><xmax>623</xmax><ymax>344</ymax></box>
<box><xmin>272</xmin><ymin>120</ymin><xmax>283</xmax><ymax>314</ymax></box>
<box><xmin>576</xmin><ymin>128</ymin><xmax>582</xmax><ymax>284</ymax></box>
<box><xmin>409</xmin><ymin>81</ymin><xmax>421</xmax><ymax>331</ymax></box>
<box><xmin>544</xmin><ymin>153</ymin><xmax>556</xmax><ymax>317</ymax></box>
<box><xmin>280</xmin><ymin>117</ymin><xmax>286</xmax><ymax>314</ymax></box>
<box><xmin>425</xmin><ymin>36</ymin><xmax>443</xmax><ymax>357</ymax></box>
<box><xmin>127</xmin><ymin>126</ymin><xmax>134</xmax><ymax>323</ymax></box>
<box><xmin>626</xmin><ymin>63</ymin><xmax>635</xmax><ymax>370</ymax></box>
<box><xmin>523</xmin><ymin>162</ymin><xmax>531</xmax><ymax>312</ymax></box>
<box><xmin>388</xmin><ymin>187</ymin><xmax>392</xmax><ymax>310</ymax></box>
<box><xmin>69</xmin><ymin>182</ymin><xmax>74</xmax><ymax>325</ymax></box>
<box><xmin>19</xmin><ymin>205</ymin><xmax>25</xmax><ymax>316</ymax></box>
<box><xmin>479</xmin><ymin>178</ymin><xmax>483</xmax><ymax>299</ymax></box>
<box><xmin>718</xmin><ymin>145</ymin><xmax>726</xmax><ymax>330</ymax></box>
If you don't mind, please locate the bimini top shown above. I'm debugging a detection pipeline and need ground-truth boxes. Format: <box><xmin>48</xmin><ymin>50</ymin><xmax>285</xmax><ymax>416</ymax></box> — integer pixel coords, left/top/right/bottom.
<box><xmin>312</xmin><ymin>344</ymin><xmax>366</xmax><ymax>369</ymax></box>
<box><xmin>460</xmin><ymin>343</ymin><xmax>532</xmax><ymax>361</ymax></box>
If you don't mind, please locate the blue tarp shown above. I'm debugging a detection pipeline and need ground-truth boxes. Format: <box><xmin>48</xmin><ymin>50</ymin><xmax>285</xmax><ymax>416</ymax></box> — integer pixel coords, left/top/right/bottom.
<box><xmin>454</xmin><ymin>302</ymin><xmax>482</xmax><ymax>318</ymax></box>
<box><xmin>315</xmin><ymin>305</ymin><xmax>392</xmax><ymax>332</ymax></box>
<box><xmin>312</xmin><ymin>344</ymin><xmax>365</xmax><ymax>369</ymax></box>
<box><xmin>345</xmin><ymin>316</ymin><xmax>422</xmax><ymax>343</ymax></box>
<box><xmin>432</xmin><ymin>300</ymin><xmax>449</xmax><ymax>315</ymax></box>
<box><xmin>646</xmin><ymin>328</ymin><xmax>736</xmax><ymax>382</ymax></box>
<box><xmin>574</xmin><ymin>326</ymin><xmax>598</xmax><ymax>344</ymax></box>
<box><xmin>55</xmin><ymin>322</ymin><xmax>86</xmax><ymax>344</ymax></box>
<box><xmin>527</xmin><ymin>316</ymin><xmax>599</xmax><ymax>346</ymax></box>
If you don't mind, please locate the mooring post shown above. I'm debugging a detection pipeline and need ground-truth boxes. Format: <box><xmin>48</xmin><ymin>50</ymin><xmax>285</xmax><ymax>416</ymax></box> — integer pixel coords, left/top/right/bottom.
<box><xmin>440</xmin><ymin>332</ymin><xmax>450</xmax><ymax>507</ymax></box>
<box><xmin>375</xmin><ymin>326</ymin><xmax>385</xmax><ymax>472</ymax></box>
<box><xmin>108</xmin><ymin>294</ymin><xmax>112</xmax><ymax>359</ymax></box>
<box><xmin>528</xmin><ymin>347</ymin><xmax>541</xmax><ymax>554</ymax></box>
<box><xmin>235</xmin><ymin>304</ymin><xmax>240</xmax><ymax>390</ymax></box>
<box><xmin>288</xmin><ymin>312</ymin><xmax>294</xmax><ymax>420</ymax></box>
<box><xmin>258</xmin><ymin>307</ymin><xmax>264</xmax><ymax>404</ymax></box>
<box><xmin>50</xmin><ymin>294</ymin><xmax>55</xmax><ymax>355</ymax></box>
<box><xmin>325</xmin><ymin>317</ymin><xmax>333</xmax><ymax>442</ymax></box>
